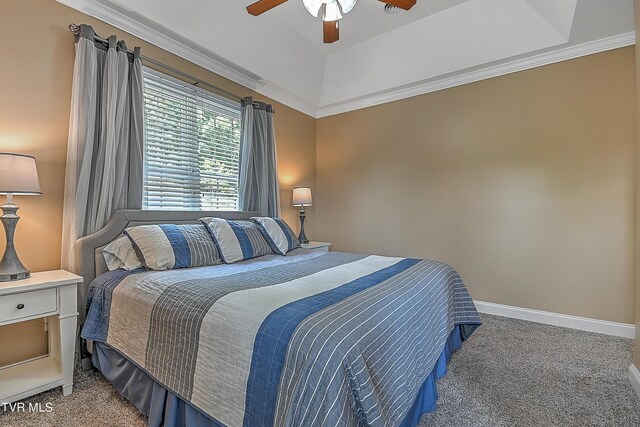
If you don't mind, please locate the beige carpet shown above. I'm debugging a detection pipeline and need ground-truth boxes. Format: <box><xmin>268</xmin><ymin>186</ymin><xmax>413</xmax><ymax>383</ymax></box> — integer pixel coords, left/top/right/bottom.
<box><xmin>1</xmin><ymin>314</ymin><xmax>639</xmax><ymax>427</ymax></box>
<box><xmin>0</xmin><ymin>365</ymin><xmax>146</xmax><ymax>427</ymax></box>
<box><xmin>418</xmin><ymin>315</ymin><xmax>640</xmax><ymax>427</ymax></box>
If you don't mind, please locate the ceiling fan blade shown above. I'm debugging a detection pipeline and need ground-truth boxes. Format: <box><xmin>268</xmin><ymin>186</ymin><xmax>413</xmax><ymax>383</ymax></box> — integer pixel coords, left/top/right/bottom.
<box><xmin>247</xmin><ymin>0</ymin><xmax>288</xmax><ymax>16</ymax></box>
<box><xmin>323</xmin><ymin>20</ymin><xmax>339</xmax><ymax>43</ymax></box>
<box><xmin>379</xmin><ymin>0</ymin><xmax>416</xmax><ymax>10</ymax></box>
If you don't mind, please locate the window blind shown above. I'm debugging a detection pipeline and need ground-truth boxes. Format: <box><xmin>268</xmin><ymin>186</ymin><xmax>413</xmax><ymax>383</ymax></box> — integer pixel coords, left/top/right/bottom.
<box><xmin>142</xmin><ymin>67</ymin><xmax>242</xmax><ymax>210</ymax></box>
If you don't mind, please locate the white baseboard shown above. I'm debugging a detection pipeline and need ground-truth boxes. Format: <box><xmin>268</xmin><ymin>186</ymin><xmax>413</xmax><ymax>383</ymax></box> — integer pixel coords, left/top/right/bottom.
<box><xmin>474</xmin><ymin>300</ymin><xmax>635</xmax><ymax>339</ymax></box>
<box><xmin>630</xmin><ymin>365</ymin><xmax>640</xmax><ymax>402</ymax></box>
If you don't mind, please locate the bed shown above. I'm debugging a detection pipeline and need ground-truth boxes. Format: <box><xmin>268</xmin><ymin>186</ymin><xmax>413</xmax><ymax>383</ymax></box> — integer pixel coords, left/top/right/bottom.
<box><xmin>75</xmin><ymin>210</ymin><xmax>481</xmax><ymax>427</ymax></box>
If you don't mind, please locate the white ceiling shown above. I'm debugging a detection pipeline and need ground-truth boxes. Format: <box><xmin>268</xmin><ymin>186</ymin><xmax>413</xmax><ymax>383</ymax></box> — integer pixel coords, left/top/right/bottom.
<box><xmin>58</xmin><ymin>0</ymin><xmax>635</xmax><ymax>118</ymax></box>
<box><xmin>274</xmin><ymin>0</ymin><xmax>469</xmax><ymax>53</ymax></box>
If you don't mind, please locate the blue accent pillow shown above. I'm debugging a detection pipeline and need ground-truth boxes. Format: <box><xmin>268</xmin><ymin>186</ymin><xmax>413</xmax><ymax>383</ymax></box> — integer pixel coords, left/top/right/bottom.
<box><xmin>124</xmin><ymin>224</ymin><xmax>222</xmax><ymax>270</ymax></box>
<box><xmin>199</xmin><ymin>218</ymin><xmax>273</xmax><ymax>264</ymax></box>
<box><xmin>251</xmin><ymin>217</ymin><xmax>300</xmax><ymax>255</ymax></box>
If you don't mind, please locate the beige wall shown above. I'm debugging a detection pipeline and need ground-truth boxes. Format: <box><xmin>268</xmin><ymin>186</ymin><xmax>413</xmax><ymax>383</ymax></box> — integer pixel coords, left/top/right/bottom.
<box><xmin>0</xmin><ymin>0</ymin><xmax>316</xmax><ymax>365</ymax></box>
<box><xmin>0</xmin><ymin>320</ymin><xmax>48</xmax><ymax>368</ymax></box>
<box><xmin>317</xmin><ymin>47</ymin><xmax>636</xmax><ymax>324</ymax></box>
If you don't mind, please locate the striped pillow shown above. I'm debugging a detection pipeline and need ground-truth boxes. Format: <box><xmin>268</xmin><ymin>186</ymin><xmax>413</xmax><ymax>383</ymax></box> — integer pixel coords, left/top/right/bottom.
<box><xmin>124</xmin><ymin>224</ymin><xmax>222</xmax><ymax>271</ymax></box>
<box><xmin>200</xmin><ymin>218</ymin><xmax>273</xmax><ymax>264</ymax></box>
<box><xmin>251</xmin><ymin>217</ymin><xmax>300</xmax><ymax>255</ymax></box>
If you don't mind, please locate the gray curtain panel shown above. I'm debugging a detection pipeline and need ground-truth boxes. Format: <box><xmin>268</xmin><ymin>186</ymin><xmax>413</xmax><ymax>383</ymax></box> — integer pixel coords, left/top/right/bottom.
<box><xmin>61</xmin><ymin>24</ymin><xmax>144</xmax><ymax>270</ymax></box>
<box><xmin>238</xmin><ymin>97</ymin><xmax>281</xmax><ymax>217</ymax></box>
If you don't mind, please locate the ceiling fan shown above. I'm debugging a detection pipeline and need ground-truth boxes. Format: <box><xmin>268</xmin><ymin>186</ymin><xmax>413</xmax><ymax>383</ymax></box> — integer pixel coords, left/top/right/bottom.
<box><xmin>246</xmin><ymin>0</ymin><xmax>417</xmax><ymax>43</ymax></box>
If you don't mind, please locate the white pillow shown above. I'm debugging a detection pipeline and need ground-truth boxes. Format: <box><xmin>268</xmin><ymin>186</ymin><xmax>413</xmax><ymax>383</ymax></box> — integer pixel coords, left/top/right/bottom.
<box><xmin>102</xmin><ymin>236</ymin><xmax>143</xmax><ymax>271</ymax></box>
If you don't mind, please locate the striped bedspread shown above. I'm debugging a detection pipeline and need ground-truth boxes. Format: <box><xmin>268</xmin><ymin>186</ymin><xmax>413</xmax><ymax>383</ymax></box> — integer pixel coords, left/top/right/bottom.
<box><xmin>82</xmin><ymin>249</ymin><xmax>481</xmax><ymax>427</ymax></box>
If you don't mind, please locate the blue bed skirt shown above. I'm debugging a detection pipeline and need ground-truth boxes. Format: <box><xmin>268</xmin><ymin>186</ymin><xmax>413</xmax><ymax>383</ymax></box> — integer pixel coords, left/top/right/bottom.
<box><xmin>92</xmin><ymin>325</ymin><xmax>465</xmax><ymax>427</ymax></box>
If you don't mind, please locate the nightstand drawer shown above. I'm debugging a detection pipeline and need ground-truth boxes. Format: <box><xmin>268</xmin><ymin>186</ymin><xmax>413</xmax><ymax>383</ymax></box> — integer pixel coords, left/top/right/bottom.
<box><xmin>0</xmin><ymin>288</ymin><xmax>57</xmax><ymax>323</ymax></box>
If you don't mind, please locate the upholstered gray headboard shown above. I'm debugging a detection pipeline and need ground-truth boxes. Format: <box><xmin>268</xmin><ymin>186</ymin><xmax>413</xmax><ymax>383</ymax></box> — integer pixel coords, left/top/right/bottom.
<box><xmin>73</xmin><ymin>209</ymin><xmax>258</xmax><ymax>323</ymax></box>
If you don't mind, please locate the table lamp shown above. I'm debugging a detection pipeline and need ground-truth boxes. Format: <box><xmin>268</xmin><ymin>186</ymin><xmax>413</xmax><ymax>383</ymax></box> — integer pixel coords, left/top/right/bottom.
<box><xmin>292</xmin><ymin>187</ymin><xmax>312</xmax><ymax>244</ymax></box>
<box><xmin>0</xmin><ymin>153</ymin><xmax>41</xmax><ymax>281</ymax></box>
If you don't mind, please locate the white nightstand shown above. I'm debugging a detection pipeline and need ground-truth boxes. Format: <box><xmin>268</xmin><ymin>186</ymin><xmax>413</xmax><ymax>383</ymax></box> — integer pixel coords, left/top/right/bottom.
<box><xmin>0</xmin><ymin>270</ymin><xmax>82</xmax><ymax>403</ymax></box>
<box><xmin>301</xmin><ymin>241</ymin><xmax>331</xmax><ymax>253</ymax></box>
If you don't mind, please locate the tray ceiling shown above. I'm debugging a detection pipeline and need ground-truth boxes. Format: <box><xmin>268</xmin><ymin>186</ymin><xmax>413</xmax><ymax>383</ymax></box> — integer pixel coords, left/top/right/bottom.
<box><xmin>57</xmin><ymin>0</ymin><xmax>635</xmax><ymax>117</ymax></box>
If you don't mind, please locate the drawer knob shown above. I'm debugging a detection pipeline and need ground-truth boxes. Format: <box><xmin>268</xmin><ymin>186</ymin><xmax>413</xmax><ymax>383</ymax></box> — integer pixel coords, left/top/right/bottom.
<box><xmin>16</xmin><ymin>303</ymin><xmax>24</xmax><ymax>310</ymax></box>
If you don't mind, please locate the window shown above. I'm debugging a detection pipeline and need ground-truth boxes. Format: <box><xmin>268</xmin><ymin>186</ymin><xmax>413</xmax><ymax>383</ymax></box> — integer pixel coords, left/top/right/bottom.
<box><xmin>142</xmin><ymin>68</ymin><xmax>242</xmax><ymax>210</ymax></box>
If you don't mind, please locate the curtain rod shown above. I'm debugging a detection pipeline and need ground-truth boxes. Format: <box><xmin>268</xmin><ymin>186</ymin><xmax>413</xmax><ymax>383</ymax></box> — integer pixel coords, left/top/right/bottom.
<box><xmin>68</xmin><ymin>23</ymin><xmax>246</xmax><ymax>104</ymax></box>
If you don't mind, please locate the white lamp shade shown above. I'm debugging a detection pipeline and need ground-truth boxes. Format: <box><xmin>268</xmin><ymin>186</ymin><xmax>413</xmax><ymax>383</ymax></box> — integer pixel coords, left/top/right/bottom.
<box><xmin>292</xmin><ymin>187</ymin><xmax>312</xmax><ymax>206</ymax></box>
<box><xmin>0</xmin><ymin>153</ymin><xmax>41</xmax><ymax>195</ymax></box>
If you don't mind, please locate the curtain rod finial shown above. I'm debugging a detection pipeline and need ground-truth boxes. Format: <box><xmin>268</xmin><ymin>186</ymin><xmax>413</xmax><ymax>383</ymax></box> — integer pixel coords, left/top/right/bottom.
<box><xmin>69</xmin><ymin>23</ymin><xmax>80</xmax><ymax>34</ymax></box>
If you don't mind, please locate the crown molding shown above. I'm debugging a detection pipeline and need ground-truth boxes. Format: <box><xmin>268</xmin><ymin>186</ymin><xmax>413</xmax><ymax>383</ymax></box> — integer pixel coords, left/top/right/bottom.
<box><xmin>57</xmin><ymin>0</ymin><xmax>321</xmax><ymax>117</ymax></box>
<box><xmin>59</xmin><ymin>0</ymin><xmax>265</xmax><ymax>90</ymax></box>
<box><xmin>57</xmin><ymin>0</ymin><xmax>634</xmax><ymax>119</ymax></box>
<box><xmin>255</xmin><ymin>82</ymin><xmax>321</xmax><ymax>118</ymax></box>
<box><xmin>316</xmin><ymin>31</ymin><xmax>636</xmax><ymax>118</ymax></box>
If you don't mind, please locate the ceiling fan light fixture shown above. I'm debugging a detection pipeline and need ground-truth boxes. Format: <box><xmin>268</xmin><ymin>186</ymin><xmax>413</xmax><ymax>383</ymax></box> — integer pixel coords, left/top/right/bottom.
<box><xmin>302</xmin><ymin>0</ymin><xmax>323</xmax><ymax>17</ymax></box>
<box><xmin>249</xmin><ymin>0</ymin><xmax>414</xmax><ymax>44</ymax></box>
<box><xmin>303</xmin><ymin>0</ymin><xmax>357</xmax><ymax>20</ymax></box>
<box><xmin>322</xmin><ymin>1</ymin><xmax>343</xmax><ymax>22</ymax></box>
<box><xmin>337</xmin><ymin>0</ymin><xmax>358</xmax><ymax>14</ymax></box>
